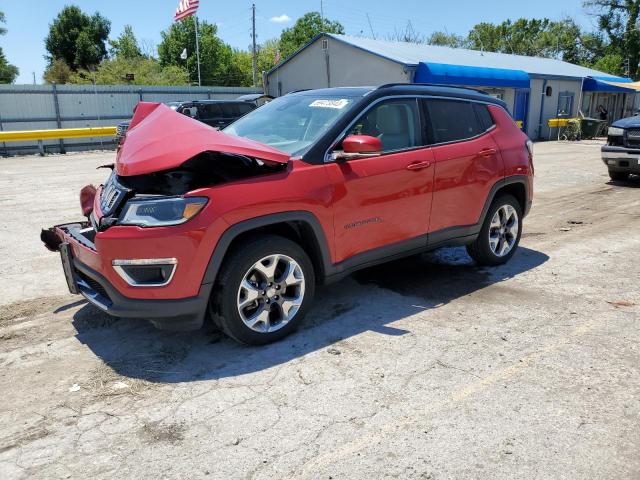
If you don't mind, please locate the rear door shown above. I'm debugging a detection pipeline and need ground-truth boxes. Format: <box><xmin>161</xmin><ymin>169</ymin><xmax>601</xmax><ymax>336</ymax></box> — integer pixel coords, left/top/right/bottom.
<box><xmin>424</xmin><ymin>99</ymin><xmax>504</xmax><ymax>236</ymax></box>
<box><xmin>326</xmin><ymin>98</ymin><xmax>435</xmax><ymax>262</ymax></box>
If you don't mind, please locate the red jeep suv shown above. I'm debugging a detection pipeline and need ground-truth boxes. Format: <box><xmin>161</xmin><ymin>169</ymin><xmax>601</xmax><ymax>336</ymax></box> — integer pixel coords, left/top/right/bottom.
<box><xmin>42</xmin><ymin>84</ymin><xmax>534</xmax><ymax>345</ymax></box>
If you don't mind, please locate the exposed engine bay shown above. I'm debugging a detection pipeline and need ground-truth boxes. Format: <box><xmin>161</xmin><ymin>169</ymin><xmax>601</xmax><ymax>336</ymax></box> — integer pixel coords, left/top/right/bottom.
<box><xmin>117</xmin><ymin>151</ymin><xmax>285</xmax><ymax>196</ymax></box>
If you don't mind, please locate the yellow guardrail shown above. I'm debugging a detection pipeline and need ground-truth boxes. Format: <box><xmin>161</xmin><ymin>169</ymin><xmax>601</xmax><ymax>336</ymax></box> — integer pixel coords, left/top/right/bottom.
<box><xmin>0</xmin><ymin>126</ymin><xmax>117</xmax><ymax>142</ymax></box>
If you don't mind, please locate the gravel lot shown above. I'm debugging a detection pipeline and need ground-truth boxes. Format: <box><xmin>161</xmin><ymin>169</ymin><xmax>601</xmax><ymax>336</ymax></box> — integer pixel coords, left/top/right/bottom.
<box><xmin>1</xmin><ymin>142</ymin><xmax>639</xmax><ymax>479</ymax></box>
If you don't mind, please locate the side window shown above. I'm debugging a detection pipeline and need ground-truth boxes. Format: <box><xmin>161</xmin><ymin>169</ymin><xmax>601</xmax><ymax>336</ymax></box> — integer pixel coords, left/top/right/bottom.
<box><xmin>220</xmin><ymin>103</ymin><xmax>239</xmax><ymax>119</ymax></box>
<box><xmin>199</xmin><ymin>104</ymin><xmax>223</xmax><ymax>120</ymax></box>
<box><xmin>474</xmin><ymin>103</ymin><xmax>495</xmax><ymax>132</ymax></box>
<box><xmin>236</xmin><ymin>103</ymin><xmax>255</xmax><ymax>115</ymax></box>
<box><xmin>426</xmin><ymin>99</ymin><xmax>482</xmax><ymax>144</ymax></box>
<box><xmin>348</xmin><ymin>99</ymin><xmax>422</xmax><ymax>153</ymax></box>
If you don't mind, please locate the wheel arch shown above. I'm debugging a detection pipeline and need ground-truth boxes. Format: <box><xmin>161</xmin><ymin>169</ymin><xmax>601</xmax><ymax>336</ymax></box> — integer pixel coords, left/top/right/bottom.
<box><xmin>201</xmin><ymin>211</ymin><xmax>332</xmax><ymax>287</ymax></box>
<box><xmin>481</xmin><ymin>176</ymin><xmax>530</xmax><ymax>224</ymax></box>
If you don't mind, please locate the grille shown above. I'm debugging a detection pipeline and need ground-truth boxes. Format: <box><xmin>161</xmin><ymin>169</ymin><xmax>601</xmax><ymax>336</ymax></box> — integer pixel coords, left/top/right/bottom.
<box><xmin>626</xmin><ymin>128</ymin><xmax>640</xmax><ymax>148</ymax></box>
<box><xmin>99</xmin><ymin>173</ymin><xmax>127</xmax><ymax>216</ymax></box>
<box><xmin>77</xmin><ymin>271</ymin><xmax>112</xmax><ymax>302</ymax></box>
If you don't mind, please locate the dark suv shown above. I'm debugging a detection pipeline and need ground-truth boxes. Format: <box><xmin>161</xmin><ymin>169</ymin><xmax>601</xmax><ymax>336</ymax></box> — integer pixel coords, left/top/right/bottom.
<box><xmin>602</xmin><ymin>116</ymin><xmax>640</xmax><ymax>180</ymax></box>
<box><xmin>115</xmin><ymin>99</ymin><xmax>258</xmax><ymax>144</ymax></box>
<box><xmin>43</xmin><ymin>84</ymin><xmax>534</xmax><ymax>345</ymax></box>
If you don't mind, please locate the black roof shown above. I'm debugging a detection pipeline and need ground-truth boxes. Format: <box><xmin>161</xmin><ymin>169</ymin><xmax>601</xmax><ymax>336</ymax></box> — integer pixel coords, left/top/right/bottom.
<box><xmin>288</xmin><ymin>84</ymin><xmax>507</xmax><ymax>109</ymax></box>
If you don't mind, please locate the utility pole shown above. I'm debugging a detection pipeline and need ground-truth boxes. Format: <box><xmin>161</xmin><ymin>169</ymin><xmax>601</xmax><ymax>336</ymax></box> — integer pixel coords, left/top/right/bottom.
<box><xmin>194</xmin><ymin>15</ymin><xmax>202</xmax><ymax>86</ymax></box>
<box><xmin>251</xmin><ymin>3</ymin><xmax>258</xmax><ymax>87</ymax></box>
<box><xmin>321</xmin><ymin>0</ymin><xmax>324</xmax><ymax>24</ymax></box>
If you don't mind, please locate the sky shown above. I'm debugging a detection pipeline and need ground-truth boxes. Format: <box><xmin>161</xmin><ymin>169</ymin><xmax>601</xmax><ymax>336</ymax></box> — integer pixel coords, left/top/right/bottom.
<box><xmin>1</xmin><ymin>0</ymin><xmax>596</xmax><ymax>84</ymax></box>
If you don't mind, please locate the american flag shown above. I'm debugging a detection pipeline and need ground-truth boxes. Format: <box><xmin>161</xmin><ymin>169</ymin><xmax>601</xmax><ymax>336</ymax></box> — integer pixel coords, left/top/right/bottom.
<box><xmin>174</xmin><ymin>0</ymin><xmax>200</xmax><ymax>21</ymax></box>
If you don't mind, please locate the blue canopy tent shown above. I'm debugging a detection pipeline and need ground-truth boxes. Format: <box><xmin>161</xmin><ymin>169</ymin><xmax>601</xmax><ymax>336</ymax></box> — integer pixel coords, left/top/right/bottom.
<box><xmin>582</xmin><ymin>76</ymin><xmax>635</xmax><ymax>93</ymax></box>
<box><xmin>414</xmin><ymin>62</ymin><xmax>530</xmax><ymax>89</ymax></box>
<box><xmin>414</xmin><ymin>62</ymin><xmax>531</xmax><ymax>129</ymax></box>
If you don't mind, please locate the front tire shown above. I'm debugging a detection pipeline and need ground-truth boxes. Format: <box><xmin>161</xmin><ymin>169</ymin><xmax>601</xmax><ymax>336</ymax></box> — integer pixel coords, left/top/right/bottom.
<box><xmin>210</xmin><ymin>234</ymin><xmax>315</xmax><ymax>345</ymax></box>
<box><xmin>467</xmin><ymin>194</ymin><xmax>523</xmax><ymax>266</ymax></box>
<box><xmin>608</xmin><ymin>170</ymin><xmax>630</xmax><ymax>181</ymax></box>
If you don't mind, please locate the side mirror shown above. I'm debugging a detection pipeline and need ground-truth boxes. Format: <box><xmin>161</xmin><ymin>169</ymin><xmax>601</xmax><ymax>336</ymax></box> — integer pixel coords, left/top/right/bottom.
<box><xmin>334</xmin><ymin>135</ymin><xmax>382</xmax><ymax>162</ymax></box>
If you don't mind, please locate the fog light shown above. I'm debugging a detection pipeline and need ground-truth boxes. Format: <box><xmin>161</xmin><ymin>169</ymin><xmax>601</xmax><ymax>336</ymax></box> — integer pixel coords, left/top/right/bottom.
<box><xmin>112</xmin><ymin>258</ymin><xmax>177</xmax><ymax>287</ymax></box>
<box><xmin>607</xmin><ymin>160</ymin><xmax>616</xmax><ymax>165</ymax></box>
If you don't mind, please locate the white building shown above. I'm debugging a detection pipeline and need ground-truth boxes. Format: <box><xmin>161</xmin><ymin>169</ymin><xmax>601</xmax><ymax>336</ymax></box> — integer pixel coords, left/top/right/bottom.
<box><xmin>265</xmin><ymin>33</ymin><xmax>639</xmax><ymax>139</ymax></box>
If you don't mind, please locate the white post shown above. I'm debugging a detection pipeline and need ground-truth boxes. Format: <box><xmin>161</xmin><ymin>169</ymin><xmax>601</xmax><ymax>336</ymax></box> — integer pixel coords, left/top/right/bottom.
<box><xmin>577</xmin><ymin>77</ymin><xmax>585</xmax><ymax>118</ymax></box>
<box><xmin>194</xmin><ymin>15</ymin><xmax>202</xmax><ymax>86</ymax></box>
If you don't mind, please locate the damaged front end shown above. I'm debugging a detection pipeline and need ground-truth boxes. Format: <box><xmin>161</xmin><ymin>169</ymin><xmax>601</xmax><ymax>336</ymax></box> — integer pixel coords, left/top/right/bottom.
<box><xmin>41</xmin><ymin>102</ymin><xmax>290</xmax><ymax>330</ymax></box>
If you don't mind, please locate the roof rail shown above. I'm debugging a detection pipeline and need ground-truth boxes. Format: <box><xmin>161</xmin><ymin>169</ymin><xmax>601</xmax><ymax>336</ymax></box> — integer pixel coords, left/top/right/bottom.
<box><xmin>377</xmin><ymin>83</ymin><xmax>490</xmax><ymax>96</ymax></box>
<box><xmin>285</xmin><ymin>89</ymin><xmax>312</xmax><ymax>95</ymax></box>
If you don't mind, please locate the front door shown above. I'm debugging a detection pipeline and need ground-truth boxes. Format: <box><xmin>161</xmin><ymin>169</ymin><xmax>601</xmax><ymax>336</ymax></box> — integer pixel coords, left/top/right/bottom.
<box><xmin>326</xmin><ymin>98</ymin><xmax>435</xmax><ymax>263</ymax></box>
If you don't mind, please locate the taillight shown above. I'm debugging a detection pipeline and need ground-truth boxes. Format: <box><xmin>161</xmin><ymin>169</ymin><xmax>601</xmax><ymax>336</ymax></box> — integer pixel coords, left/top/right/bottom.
<box><xmin>525</xmin><ymin>140</ymin><xmax>534</xmax><ymax>174</ymax></box>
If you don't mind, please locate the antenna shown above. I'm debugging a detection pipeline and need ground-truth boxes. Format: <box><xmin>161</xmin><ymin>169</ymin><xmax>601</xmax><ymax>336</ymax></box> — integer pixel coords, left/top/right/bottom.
<box><xmin>366</xmin><ymin>13</ymin><xmax>376</xmax><ymax>39</ymax></box>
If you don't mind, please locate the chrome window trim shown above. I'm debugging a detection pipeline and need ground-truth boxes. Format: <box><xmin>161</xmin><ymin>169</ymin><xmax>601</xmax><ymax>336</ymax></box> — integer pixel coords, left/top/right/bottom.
<box><xmin>112</xmin><ymin>258</ymin><xmax>178</xmax><ymax>287</ymax></box>
<box><xmin>324</xmin><ymin>94</ymin><xmax>505</xmax><ymax>163</ymax></box>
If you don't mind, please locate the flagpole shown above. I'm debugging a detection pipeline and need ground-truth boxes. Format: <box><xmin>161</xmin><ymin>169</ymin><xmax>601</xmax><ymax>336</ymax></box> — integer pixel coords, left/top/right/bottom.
<box><xmin>194</xmin><ymin>14</ymin><xmax>202</xmax><ymax>86</ymax></box>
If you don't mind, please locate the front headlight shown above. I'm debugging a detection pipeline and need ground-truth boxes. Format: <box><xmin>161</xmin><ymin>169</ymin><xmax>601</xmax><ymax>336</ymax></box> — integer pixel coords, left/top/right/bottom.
<box><xmin>118</xmin><ymin>196</ymin><xmax>208</xmax><ymax>227</ymax></box>
<box><xmin>608</xmin><ymin>127</ymin><xmax>624</xmax><ymax>136</ymax></box>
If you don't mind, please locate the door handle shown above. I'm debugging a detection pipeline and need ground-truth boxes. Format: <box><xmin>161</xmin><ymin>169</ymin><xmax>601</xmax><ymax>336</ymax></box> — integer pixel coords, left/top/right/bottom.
<box><xmin>478</xmin><ymin>148</ymin><xmax>497</xmax><ymax>157</ymax></box>
<box><xmin>406</xmin><ymin>160</ymin><xmax>432</xmax><ymax>171</ymax></box>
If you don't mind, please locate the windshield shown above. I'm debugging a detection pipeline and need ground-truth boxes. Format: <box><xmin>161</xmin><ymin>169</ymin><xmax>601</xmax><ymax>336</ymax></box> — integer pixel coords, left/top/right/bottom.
<box><xmin>224</xmin><ymin>95</ymin><xmax>356</xmax><ymax>155</ymax></box>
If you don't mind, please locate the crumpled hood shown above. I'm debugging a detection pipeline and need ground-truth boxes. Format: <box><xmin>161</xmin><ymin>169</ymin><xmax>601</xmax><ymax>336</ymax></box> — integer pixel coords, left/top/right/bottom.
<box><xmin>611</xmin><ymin>115</ymin><xmax>640</xmax><ymax>129</ymax></box>
<box><xmin>116</xmin><ymin>102</ymin><xmax>290</xmax><ymax>176</ymax></box>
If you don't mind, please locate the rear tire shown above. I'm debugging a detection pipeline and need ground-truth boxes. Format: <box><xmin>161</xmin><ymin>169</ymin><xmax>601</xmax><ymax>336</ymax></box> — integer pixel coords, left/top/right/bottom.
<box><xmin>210</xmin><ymin>234</ymin><xmax>315</xmax><ymax>345</ymax></box>
<box><xmin>467</xmin><ymin>194</ymin><xmax>523</xmax><ymax>266</ymax></box>
<box><xmin>609</xmin><ymin>170</ymin><xmax>630</xmax><ymax>181</ymax></box>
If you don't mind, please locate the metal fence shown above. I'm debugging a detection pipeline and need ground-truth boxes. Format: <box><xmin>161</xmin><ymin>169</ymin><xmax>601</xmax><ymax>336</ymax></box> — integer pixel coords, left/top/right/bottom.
<box><xmin>0</xmin><ymin>84</ymin><xmax>262</xmax><ymax>156</ymax></box>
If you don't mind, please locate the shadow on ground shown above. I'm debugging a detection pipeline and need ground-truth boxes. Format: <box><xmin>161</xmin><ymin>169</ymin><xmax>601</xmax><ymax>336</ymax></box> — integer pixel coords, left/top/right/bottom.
<box><xmin>607</xmin><ymin>175</ymin><xmax>640</xmax><ymax>188</ymax></box>
<box><xmin>71</xmin><ymin>246</ymin><xmax>549</xmax><ymax>383</ymax></box>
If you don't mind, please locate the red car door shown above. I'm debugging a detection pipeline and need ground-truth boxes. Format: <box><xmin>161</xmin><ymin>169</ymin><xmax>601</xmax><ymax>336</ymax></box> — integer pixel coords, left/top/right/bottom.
<box><xmin>424</xmin><ymin>99</ymin><xmax>505</xmax><ymax>236</ymax></box>
<box><xmin>326</xmin><ymin>98</ymin><xmax>435</xmax><ymax>263</ymax></box>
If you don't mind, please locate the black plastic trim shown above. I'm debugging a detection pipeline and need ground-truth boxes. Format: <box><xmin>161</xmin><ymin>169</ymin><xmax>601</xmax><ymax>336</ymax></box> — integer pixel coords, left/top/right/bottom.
<box><xmin>73</xmin><ymin>259</ymin><xmax>211</xmax><ymax>331</ymax></box>
<box><xmin>201</xmin><ymin>211</ymin><xmax>333</xmax><ymax>285</ymax></box>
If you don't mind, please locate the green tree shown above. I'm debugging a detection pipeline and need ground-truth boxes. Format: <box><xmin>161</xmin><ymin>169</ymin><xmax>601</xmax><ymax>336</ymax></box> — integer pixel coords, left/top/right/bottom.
<box><xmin>592</xmin><ymin>53</ymin><xmax>626</xmax><ymax>76</ymax></box>
<box><xmin>43</xmin><ymin>58</ymin><xmax>73</xmax><ymax>84</ymax></box>
<box><xmin>427</xmin><ymin>31</ymin><xmax>467</xmax><ymax>48</ymax></box>
<box><xmin>71</xmin><ymin>57</ymin><xmax>189</xmax><ymax>86</ymax></box>
<box><xmin>279</xmin><ymin>12</ymin><xmax>344</xmax><ymax>59</ymax></box>
<box><xmin>110</xmin><ymin>25</ymin><xmax>143</xmax><ymax>60</ymax></box>
<box><xmin>0</xmin><ymin>11</ymin><xmax>19</xmax><ymax>83</ymax></box>
<box><xmin>584</xmin><ymin>0</ymin><xmax>640</xmax><ymax>78</ymax></box>
<box><xmin>45</xmin><ymin>6</ymin><xmax>110</xmax><ymax>70</ymax></box>
<box><xmin>158</xmin><ymin>17</ymin><xmax>242</xmax><ymax>85</ymax></box>
<box><xmin>466</xmin><ymin>18</ymin><xmax>606</xmax><ymax>67</ymax></box>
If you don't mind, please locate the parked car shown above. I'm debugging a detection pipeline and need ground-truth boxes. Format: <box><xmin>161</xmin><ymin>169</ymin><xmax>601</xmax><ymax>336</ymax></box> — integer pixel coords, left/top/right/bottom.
<box><xmin>115</xmin><ymin>99</ymin><xmax>260</xmax><ymax>144</ymax></box>
<box><xmin>602</xmin><ymin>116</ymin><xmax>640</xmax><ymax>180</ymax></box>
<box><xmin>42</xmin><ymin>84</ymin><xmax>534</xmax><ymax>345</ymax></box>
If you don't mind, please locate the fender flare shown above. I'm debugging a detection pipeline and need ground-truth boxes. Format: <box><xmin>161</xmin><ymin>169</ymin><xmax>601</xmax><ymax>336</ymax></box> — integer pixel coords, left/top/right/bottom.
<box><xmin>201</xmin><ymin>211</ymin><xmax>333</xmax><ymax>286</ymax></box>
<box><xmin>480</xmin><ymin>175</ymin><xmax>531</xmax><ymax>223</ymax></box>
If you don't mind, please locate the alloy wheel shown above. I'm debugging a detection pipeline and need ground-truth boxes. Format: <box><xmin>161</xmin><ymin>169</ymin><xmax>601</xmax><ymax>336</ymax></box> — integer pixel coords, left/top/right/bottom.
<box><xmin>236</xmin><ymin>254</ymin><xmax>305</xmax><ymax>333</ymax></box>
<box><xmin>489</xmin><ymin>204</ymin><xmax>519</xmax><ymax>257</ymax></box>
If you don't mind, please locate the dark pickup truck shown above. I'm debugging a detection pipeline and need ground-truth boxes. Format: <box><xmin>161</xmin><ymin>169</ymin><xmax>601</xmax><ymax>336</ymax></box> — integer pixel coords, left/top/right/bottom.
<box><xmin>602</xmin><ymin>116</ymin><xmax>640</xmax><ymax>180</ymax></box>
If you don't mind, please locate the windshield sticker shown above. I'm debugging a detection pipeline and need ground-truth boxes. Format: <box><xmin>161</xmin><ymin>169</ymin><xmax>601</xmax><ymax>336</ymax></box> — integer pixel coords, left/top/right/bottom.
<box><xmin>309</xmin><ymin>99</ymin><xmax>350</xmax><ymax>109</ymax></box>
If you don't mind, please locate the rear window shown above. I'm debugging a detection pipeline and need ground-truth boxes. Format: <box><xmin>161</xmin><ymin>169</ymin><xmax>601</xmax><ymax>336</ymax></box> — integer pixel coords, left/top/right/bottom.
<box><xmin>426</xmin><ymin>99</ymin><xmax>482</xmax><ymax>144</ymax></box>
<box><xmin>474</xmin><ymin>103</ymin><xmax>495</xmax><ymax>131</ymax></box>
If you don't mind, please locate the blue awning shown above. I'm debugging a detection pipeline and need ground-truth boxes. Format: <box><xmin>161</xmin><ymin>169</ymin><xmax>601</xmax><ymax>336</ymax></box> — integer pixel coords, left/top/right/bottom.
<box><xmin>582</xmin><ymin>76</ymin><xmax>635</xmax><ymax>92</ymax></box>
<box><xmin>414</xmin><ymin>62</ymin><xmax>530</xmax><ymax>89</ymax></box>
